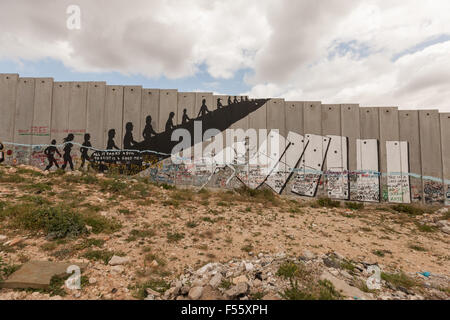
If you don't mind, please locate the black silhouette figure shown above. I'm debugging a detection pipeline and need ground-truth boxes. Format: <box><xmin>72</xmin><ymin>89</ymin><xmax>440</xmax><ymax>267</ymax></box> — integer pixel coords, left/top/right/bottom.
<box><xmin>143</xmin><ymin>116</ymin><xmax>157</xmax><ymax>141</ymax></box>
<box><xmin>233</xmin><ymin>96</ymin><xmax>239</xmax><ymax>104</ymax></box>
<box><xmin>217</xmin><ymin>98</ymin><xmax>223</xmax><ymax>109</ymax></box>
<box><xmin>61</xmin><ymin>134</ymin><xmax>75</xmax><ymax>171</ymax></box>
<box><xmin>245</xmin><ymin>96</ymin><xmax>249</xmax><ymax>101</ymax></box>
<box><xmin>182</xmin><ymin>109</ymin><xmax>190</xmax><ymax>125</ymax></box>
<box><xmin>165</xmin><ymin>112</ymin><xmax>175</xmax><ymax>132</ymax></box>
<box><xmin>79</xmin><ymin>133</ymin><xmax>92</xmax><ymax>169</ymax></box>
<box><xmin>127</xmin><ymin>98</ymin><xmax>270</xmax><ymax>163</ymax></box>
<box><xmin>107</xmin><ymin>129</ymin><xmax>120</xmax><ymax>150</ymax></box>
<box><xmin>123</xmin><ymin>122</ymin><xmax>137</xmax><ymax>150</ymax></box>
<box><xmin>197</xmin><ymin>99</ymin><xmax>210</xmax><ymax>118</ymax></box>
<box><xmin>44</xmin><ymin>139</ymin><xmax>61</xmax><ymax>171</ymax></box>
<box><xmin>0</xmin><ymin>142</ymin><xmax>4</xmax><ymax>164</ymax></box>
<box><xmin>228</xmin><ymin>96</ymin><xmax>232</xmax><ymax>105</ymax></box>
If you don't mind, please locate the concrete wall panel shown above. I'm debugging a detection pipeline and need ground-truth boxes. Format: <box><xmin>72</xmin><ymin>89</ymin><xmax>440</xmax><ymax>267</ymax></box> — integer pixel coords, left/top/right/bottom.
<box><xmin>159</xmin><ymin>89</ymin><xmax>178</xmax><ymax>136</ymax></box>
<box><xmin>356</xmin><ymin>139</ymin><xmax>380</xmax><ymax>202</ymax></box>
<box><xmin>104</xmin><ymin>86</ymin><xmax>124</xmax><ymax>150</ymax></box>
<box><xmin>386</xmin><ymin>141</ymin><xmax>411</xmax><ymax>203</ymax></box>
<box><xmin>360</xmin><ymin>107</ymin><xmax>380</xmax><ymax>140</ymax></box>
<box><xmin>303</xmin><ymin>101</ymin><xmax>321</xmax><ymax>135</ymax></box>
<box><xmin>195</xmin><ymin>92</ymin><xmax>214</xmax><ymax>117</ymax></box>
<box><xmin>440</xmin><ymin>113</ymin><xmax>450</xmax><ymax>205</ymax></box>
<box><xmin>285</xmin><ymin>101</ymin><xmax>304</xmax><ymax>136</ymax></box>
<box><xmin>379</xmin><ymin>107</ymin><xmax>400</xmax><ymax>201</ymax></box>
<box><xmin>13</xmin><ymin>78</ymin><xmax>35</xmax><ymax>164</ymax></box>
<box><xmin>30</xmin><ymin>78</ymin><xmax>53</xmax><ymax>169</ymax></box>
<box><xmin>86</xmin><ymin>82</ymin><xmax>106</xmax><ymax>151</ymax></box>
<box><xmin>291</xmin><ymin>134</ymin><xmax>330</xmax><ymax>197</ymax></box>
<box><xmin>247</xmin><ymin>99</ymin><xmax>268</xmax><ymax>187</ymax></box>
<box><xmin>326</xmin><ymin>136</ymin><xmax>349</xmax><ymax>200</ymax></box>
<box><xmin>0</xmin><ymin>74</ymin><xmax>18</xmax><ymax>162</ymax></box>
<box><xmin>50</xmin><ymin>82</ymin><xmax>71</xmax><ymax>167</ymax></box>
<box><xmin>123</xmin><ymin>86</ymin><xmax>142</xmax><ymax>149</ymax></box>
<box><xmin>177</xmin><ymin>92</ymin><xmax>196</xmax><ymax>126</ymax></box>
<box><xmin>322</xmin><ymin>104</ymin><xmax>342</xmax><ymax>197</ymax></box>
<box><xmin>341</xmin><ymin>104</ymin><xmax>360</xmax><ymax>200</ymax></box>
<box><xmin>67</xmin><ymin>82</ymin><xmax>88</xmax><ymax>168</ymax></box>
<box><xmin>419</xmin><ymin>110</ymin><xmax>444</xmax><ymax>205</ymax></box>
<box><xmin>265</xmin><ymin>100</ymin><xmax>286</xmax><ymax>193</ymax></box>
<box><xmin>399</xmin><ymin>110</ymin><xmax>422</xmax><ymax>202</ymax></box>
<box><xmin>141</xmin><ymin>89</ymin><xmax>160</xmax><ymax>135</ymax></box>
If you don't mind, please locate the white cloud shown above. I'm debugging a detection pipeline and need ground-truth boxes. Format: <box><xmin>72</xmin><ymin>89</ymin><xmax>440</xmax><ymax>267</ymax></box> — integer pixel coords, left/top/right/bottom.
<box><xmin>0</xmin><ymin>0</ymin><xmax>449</xmax><ymax>111</ymax></box>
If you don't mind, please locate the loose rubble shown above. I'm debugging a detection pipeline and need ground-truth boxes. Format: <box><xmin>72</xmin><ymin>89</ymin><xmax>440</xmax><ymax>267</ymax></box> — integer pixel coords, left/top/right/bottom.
<box><xmin>145</xmin><ymin>252</ymin><xmax>449</xmax><ymax>301</ymax></box>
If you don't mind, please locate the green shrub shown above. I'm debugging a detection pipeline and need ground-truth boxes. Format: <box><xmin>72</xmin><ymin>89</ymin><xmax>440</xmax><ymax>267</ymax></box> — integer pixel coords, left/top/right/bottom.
<box><xmin>392</xmin><ymin>204</ymin><xmax>425</xmax><ymax>216</ymax></box>
<box><xmin>317</xmin><ymin>198</ymin><xmax>341</xmax><ymax>208</ymax></box>
<box><xmin>100</xmin><ymin>179</ymin><xmax>127</xmax><ymax>193</ymax></box>
<box><xmin>0</xmin><ymin>257</ymin><xmax>20</xmax><ymax>282</ymax></box>
<box><xmin>82</xmin><ymin>211</ymin><xmax>121</xmax><ymax>234</ymax></box>
<box><xmin>416</xmin><ymin>223</ymin><xmax>437</xmax><ymax>233</ymax></box>
<box><xmin>381</xmin><ymin>272</ymin><xmax>418</xmax><ymax>289</ymax></box>
<box><xmin>345</xmin><ymin>202</ymin><xmax>364</xmax><ymax>210</ymax></box>
<box><xmin>235</xmin><ymin>186</ymin><xmax>280</xmax><ymax>205</ymax></box>
<box><xmin>83</xmin><ymin>249</ymin><xmax>114</xmax><ymax>264</ymax></box>
<box><xmin>166</xmin><ymin>232</ymin><xmax>184</xmax><ymax>243</ymax></box>
<box><xmin>10</xmin><ymin>205</ymin><xmax>87</xmax><ymax>239</ymax></box>
<box><xmin>1</xmin><ymin>202</ymin><xmax>120</xmax><ymax>239</ymax></box>
<box><xmin>277</xmin><ymin>262</ymin><xmax>300</xmax><ymax>279</ymax></box>
<box><xmin>131</xmin><ymin>279</ymin><xmax>171</xmax><ymax>300</ymax></box>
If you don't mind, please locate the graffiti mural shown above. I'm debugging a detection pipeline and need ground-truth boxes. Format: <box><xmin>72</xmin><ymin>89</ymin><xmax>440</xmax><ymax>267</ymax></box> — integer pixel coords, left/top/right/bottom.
<box><xmin>424</xmin><ymin>180</ymin><xmax>445</xmax><ymax>205</ymax></box>
<box><xmin>1</xmin><ymin>73</ymin><xmax>448</xmax><ymax>206</ymax></box>
<box><xmin>325</xmin><ymin>136</ymin><xmax>349</xmax><ymax>200</ymax></box>
<box><xmin>386</xmin><ymin>141</ymin><xmax>411</xmax><ymax>204</ymax></box>
<box><xmin>290</xmin><ymin>134</ymin><xmax>330</xmax><ymax>197</ymax></box>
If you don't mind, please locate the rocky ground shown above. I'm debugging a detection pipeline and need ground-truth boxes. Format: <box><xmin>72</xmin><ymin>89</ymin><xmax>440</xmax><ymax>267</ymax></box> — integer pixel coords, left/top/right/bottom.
<box><xmin>0</xmin><ymin>164</ymin><xmax>449</xmax><ymax>300</ymax></box>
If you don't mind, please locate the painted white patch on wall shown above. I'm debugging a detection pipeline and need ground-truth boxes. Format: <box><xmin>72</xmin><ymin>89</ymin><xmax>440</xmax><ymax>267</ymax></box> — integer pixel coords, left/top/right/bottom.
<box><xmin>291</xmin><ymin>134</ymin><xmax>330</xmax><ymax>197</ymax></box>
<box><xmin>386</xmin><ymin>141</ymin><xmax>411</xmax><ymax>203</ymax></box>
<box><xmin>356</xmin><ymin>139</ymin><xmax>380</xmax><ymax>202</ymax></box>
<box><xmin>265</xmin><ymin>130</ymin><xmax>288</xmax><ymax>193</ymax></box>
<box><xmin>326</xmin><ymin>135</ymin><xmax>349</xmax><ymax>200</ymax></box>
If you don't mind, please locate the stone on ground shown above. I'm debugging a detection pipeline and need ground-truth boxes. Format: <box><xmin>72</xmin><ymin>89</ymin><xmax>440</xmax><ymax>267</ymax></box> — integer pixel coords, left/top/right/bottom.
<box><xmin>320</xmin><ymin>270</ymin><xmax>371</xmax><ymax>300</ymax></box>
<box><xmin>0</xmin><ymin>261</ymin><xmax>86</xmax><ymax>290</ymax></box>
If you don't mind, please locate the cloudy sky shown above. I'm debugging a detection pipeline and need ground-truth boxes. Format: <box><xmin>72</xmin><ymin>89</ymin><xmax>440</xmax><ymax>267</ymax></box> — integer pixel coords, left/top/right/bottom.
<box><xmin>1</xmin><ymin>0</ymin><xmax>450</xmax><ymax>111</ymax></box>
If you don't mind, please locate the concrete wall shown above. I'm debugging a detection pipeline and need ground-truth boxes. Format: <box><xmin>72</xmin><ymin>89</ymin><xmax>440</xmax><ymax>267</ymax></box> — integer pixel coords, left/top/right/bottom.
<box><xmin>123</xmin><ymin>86</ymin><xmax>142</xmax><ymax>149</ymax></box>
<box><xmin>341</xmin><ymin>104</ymin><xmax>360</xmax><ymax>201</ymax></box>
<box><xmin>419</xmin><ymin>110</ymin><xmax>444</xmax><ymax>205</ymax></box>
<box><xmin>86</xmin><ymin>82</ymin><xmax>106</xmax><ymax>151</ymax></box>
<box><xmin>440</xmin><ymin>113</ymin><xmax>450</xmax><ymax>206</ymax></box>
<box><xmin>104</xmin><ymin>86</ymin><xmax>124</xmax><ymax>150</ymax></box>
<box><xmin>379</xmin><ymin>107</ymin><xmax>400</xmax><ymax>202</ymax></box>
<box><xmin>399</xmin><ymin>110</ymin><xmax>422</xmax><ymax>202</ymax></box>
<box><xmin>0</xmin><ymin>74</ymin><xmax>18</xmax><ymax>164</ymax></box>
<box><xmin>13</xmin><ymin>78</ymin><xmax>35</xmax><ymax>165</ymax></box>
<box><xmin>30</xmin><ymin>78</ymin><xmax>53</xmax><ymax>169</ymax></box>
<box><xmin>0</xmin><ymin>73</ymin><xmax>448</xmax><ymax>206</ymax></box>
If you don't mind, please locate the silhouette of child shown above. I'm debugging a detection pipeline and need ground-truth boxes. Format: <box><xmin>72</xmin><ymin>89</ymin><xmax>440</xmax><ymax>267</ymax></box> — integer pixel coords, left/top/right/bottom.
<box><xmin>217</xmin><ymin>98</ymin><xmax>223</xmax><ymax>109</ymax></box>
<box><xmin>165</xmin><ymin>112</ymin><xmax>175</xmax><ymax>132</ymax></box>
<box><xmin>80</xmin><ymin>133</ymin><xmax>92</xmax><ymax>169</ymax></box>
<box><xmin>197</xmin><ymin>99</ymin><xmax>210</xmax><ymax>118</ymax></box>
<box><xmin>228</xmin><ymin>96</ymin><xmax>232</xmax><ymax>105</ymax></box>
<box><xmin>143</xmin><ymin>116</ymin><xmax>157</xmax><ymax>141</ymax></box>
<box><xmin>61</xmin><ymin>134</ymin><xmax>75</xmax><ymax>171</ymax></box>
<box><xmin>182</xmin><ymin>109</ymin><xmax>190</xmax><ymax>125</ymax></box>
<box><xmin>44</xmin><ymin>139</ymin><xmax>61</xmax><ymax>170</ymax></box>
<box><xmin>107</xmin><ymin>129</ymin><xmax>120</xmax><ymax>150</ymax></box>
<box><xmin>123</xmin><ymin>122</ymin><xmax>137</xmax><ymax>150</ymax></box>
